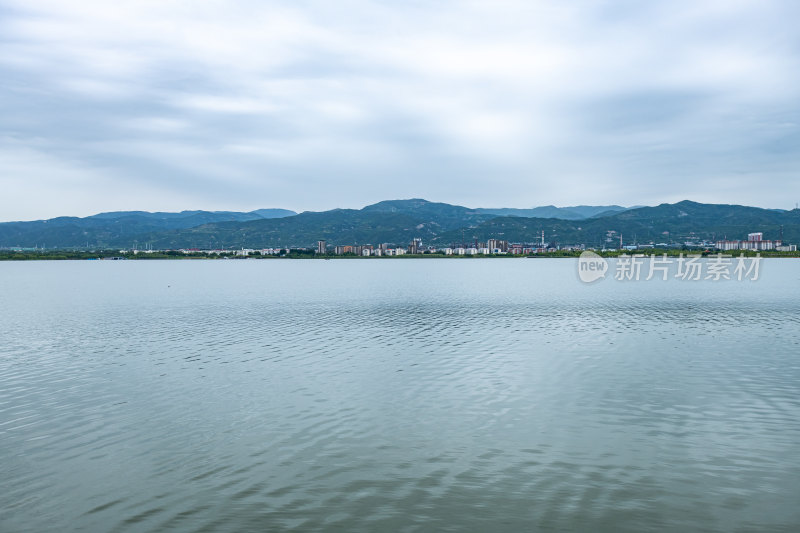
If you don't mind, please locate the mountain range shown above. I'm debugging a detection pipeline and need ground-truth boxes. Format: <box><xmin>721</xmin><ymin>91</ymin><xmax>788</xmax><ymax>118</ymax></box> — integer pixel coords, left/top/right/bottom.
<box><xmin>0</xmin><ymin>208</ymin><xmax>296</xmax><ymax>249</ymax></box>
<box><xmin>1</xmin><ymin>200</ymin><xmax>797</xmax><ymax>249</ymax></box>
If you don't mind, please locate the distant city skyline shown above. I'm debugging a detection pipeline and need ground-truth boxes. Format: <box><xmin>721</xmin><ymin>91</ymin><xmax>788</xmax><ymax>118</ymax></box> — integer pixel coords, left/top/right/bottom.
<box><xmin>2</xmin><ymin>0</ymin><xmax>799</xmax><ymax>220</ymax></box>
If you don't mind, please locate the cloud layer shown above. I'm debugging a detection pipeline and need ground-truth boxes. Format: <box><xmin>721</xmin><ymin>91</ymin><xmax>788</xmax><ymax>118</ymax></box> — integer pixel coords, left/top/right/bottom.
<box><xmin>1</xmin><ymin>0</ymin><xmax>799</xmax><ymax>219</ymax></box>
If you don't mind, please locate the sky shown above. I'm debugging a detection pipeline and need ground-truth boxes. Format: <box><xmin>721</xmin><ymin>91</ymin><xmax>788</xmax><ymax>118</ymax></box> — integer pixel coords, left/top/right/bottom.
<box><xmin>1</xmin><ymin>0</ymin><xmax>799</xmax><ymax>221</ymax></box>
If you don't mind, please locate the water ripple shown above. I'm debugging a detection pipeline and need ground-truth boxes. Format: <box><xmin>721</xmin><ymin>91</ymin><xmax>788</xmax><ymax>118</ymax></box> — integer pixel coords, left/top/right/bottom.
<box><xmin>1</xmin><ymin>259</ymin><xmax>799</xmax><ymax>532</ymax></box>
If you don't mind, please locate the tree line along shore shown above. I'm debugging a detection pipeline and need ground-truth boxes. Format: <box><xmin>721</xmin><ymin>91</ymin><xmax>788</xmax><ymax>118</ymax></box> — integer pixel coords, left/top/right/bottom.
<box><xmin>2</xmin><ymin>249</ymin><xmax>799</xmax><ymax>261</ymax></box>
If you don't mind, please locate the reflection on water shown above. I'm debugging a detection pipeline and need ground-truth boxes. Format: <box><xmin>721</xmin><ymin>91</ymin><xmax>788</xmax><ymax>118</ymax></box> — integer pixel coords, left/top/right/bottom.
<box><xmin>1</xmin><ymin>259</ymin><xmax>799</xmax><ymax>532</ymax></box>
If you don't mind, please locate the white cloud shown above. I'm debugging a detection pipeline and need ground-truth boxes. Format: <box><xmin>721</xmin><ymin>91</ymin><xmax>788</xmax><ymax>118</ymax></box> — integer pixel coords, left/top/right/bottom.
<box><xmin>0</xmin><ymin>140</ymin><xmax>197</xmax><ymax>220</ymax></box>
<box><xmin>1</xmin><ymin>0</ymin><xmax>799</xmax><ymax>217</ymax></box>
<box><xmin>172</xmin><ymin>95</ymin><xmax>280</xmax><ymax>114</ymax></box>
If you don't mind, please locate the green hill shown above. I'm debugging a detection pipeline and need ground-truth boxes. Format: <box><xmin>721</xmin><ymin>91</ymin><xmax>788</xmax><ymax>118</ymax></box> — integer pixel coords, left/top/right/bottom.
<box><xmin>0</xmin><ymin>208</ymin><xmax>296</xmax><ymax>248</ymax></box>
<box><xmin>1</xmin><ymin>199</ymin><xmax>797</xmax><ymax>250</ymax></box>
<box><xmin>435</xmin><ymin>201</ymin><xmax>800</xmax><ymax>247</ymax></box>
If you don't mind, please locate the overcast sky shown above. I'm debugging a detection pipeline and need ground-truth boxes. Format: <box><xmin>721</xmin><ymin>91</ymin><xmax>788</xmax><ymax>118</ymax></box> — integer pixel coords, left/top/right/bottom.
<box><xmin>1</xmin><ymin>0</ymin><xmax>799</xmax><ymax>220</ymax></box>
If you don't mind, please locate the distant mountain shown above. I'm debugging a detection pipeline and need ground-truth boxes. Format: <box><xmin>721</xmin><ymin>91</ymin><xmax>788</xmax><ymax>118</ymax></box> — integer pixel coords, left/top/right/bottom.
<box><xmin>117</xmin><ymin>200</ymin><xmax>800</xmax><ymax>249</ymax></box>
<box><xmin>476</xmin><ymin>205</ymin><xmax>631</xmax><ymax>220</ymax></box>
<box><xmin>2</xmin><ymin>199</ymin><xmax>797</xmax><ymax>249</ymax></box>
<box><xmin>88</xmin><ymin>208</ymin><xmax>296</xmax><ymax>221</ymax></box>
<box><xmin>123</xmin><ymin>199</ymin><xmax>494</xmax><ymax>249</ymax></box>
<box><xmin>436</xmin><ymin>201</ymin><xmax>800</xmax><ymax>246</ymax></box>
<box><xmin>572</xmin><ymin>205</ymin><xmax>635</xmax><ymax>218</ymax></box>
<box><xmin>361</xmin><ymin>199</ymin><xmax>495</xmax><ymax>229</ymax></box>
<box><xmin>132</xmin><ymin>209</ymin><xmax>445</xmax><ymax>250</ymax></box>
<box><xmin>0</xmin><ymin>208</ymin><xmax>296</xmax><ymax>248</ymax></box>
<box><xmin>248</xmin><ymin>209</ymin><xmax>298</xmax><ymax>219</ymax></box>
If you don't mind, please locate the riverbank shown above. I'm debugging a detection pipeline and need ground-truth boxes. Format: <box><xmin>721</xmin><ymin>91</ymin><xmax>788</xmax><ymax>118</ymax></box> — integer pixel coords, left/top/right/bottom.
<box><xmin>2</xmin><ymin>249</ymin><xmax>799</xmax><ymax>260</ymax></box>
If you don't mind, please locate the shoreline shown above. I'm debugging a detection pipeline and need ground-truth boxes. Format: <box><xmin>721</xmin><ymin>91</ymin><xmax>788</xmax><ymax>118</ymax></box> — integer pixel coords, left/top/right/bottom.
<box><xmin>2</xmin><ymin>250</ymin><xmax>799</xmax><ymax>261</ymax></box>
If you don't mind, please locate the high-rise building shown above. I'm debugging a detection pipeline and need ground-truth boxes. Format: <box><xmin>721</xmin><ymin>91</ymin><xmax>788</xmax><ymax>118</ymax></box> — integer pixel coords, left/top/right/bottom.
<box><xmin>487</xmin><ymin>239</ymin><xmax>509</xmax><ymax>253</ymax></box>
<box><xmin>317</xmin><ymin>240</ymin><xmax>327</xmax><ymax>254</ymax></box>
<box><xmin>716</xmin><ymin>231</ymin><xmax>782</xmax><ymax>251</ymax></box>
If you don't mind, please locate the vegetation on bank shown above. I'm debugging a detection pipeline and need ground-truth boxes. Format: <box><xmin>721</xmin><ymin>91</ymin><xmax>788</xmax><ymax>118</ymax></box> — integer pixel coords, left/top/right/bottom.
<box><xmin>2</xmin><ymin>248</ymin><xmax>799</xmax><ymax>261</ymax></box>
<box><xmin>3</xmin><ymin>200</ymin><xmax>800</xmax><ymax>251</ymax></box>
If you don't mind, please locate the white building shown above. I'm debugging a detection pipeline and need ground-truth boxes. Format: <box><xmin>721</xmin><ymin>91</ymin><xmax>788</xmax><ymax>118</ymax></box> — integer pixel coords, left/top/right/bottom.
<box><xmin>716</xmin><ymin>239</ymin><xmax>780</xmax><ymax>251</ymax></box>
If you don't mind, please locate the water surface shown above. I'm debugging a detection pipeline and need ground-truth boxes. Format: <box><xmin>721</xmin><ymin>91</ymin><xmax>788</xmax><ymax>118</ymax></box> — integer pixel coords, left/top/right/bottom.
<box><xmin>1</xmin><ymin>259</ymin><xmax>799</xmax><ymax>532</ymax></box>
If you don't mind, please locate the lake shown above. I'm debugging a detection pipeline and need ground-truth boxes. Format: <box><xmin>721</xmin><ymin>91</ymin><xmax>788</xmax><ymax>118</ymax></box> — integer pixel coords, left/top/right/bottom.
<box><xmin>1</xmin><ymin>258</ymin><xmax>799</xmax><ymax>532</ymax></box>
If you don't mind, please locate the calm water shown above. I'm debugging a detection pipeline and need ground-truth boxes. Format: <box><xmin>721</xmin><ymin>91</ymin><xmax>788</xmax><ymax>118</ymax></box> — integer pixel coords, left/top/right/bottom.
<box><xmin>1</xmin><ymin>258</ymin><xmax>799</xmax><ymax>532</ymax></box>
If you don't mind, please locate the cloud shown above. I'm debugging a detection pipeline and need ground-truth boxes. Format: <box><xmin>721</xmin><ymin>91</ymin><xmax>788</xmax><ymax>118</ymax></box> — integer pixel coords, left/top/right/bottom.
<box><xmin>1</xmin><ymin>0</ymin><xmax>799</xmax><ymax>220</ymax></box>
<box><xmin>0</xmin><ymin>139</ymin><xmax>198</xmax><ymax>220</ymax></box>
